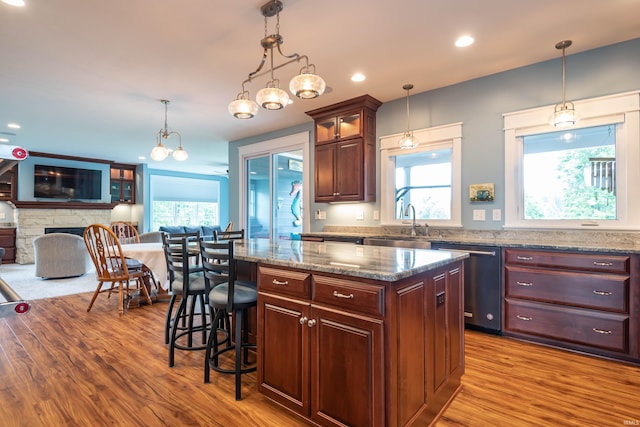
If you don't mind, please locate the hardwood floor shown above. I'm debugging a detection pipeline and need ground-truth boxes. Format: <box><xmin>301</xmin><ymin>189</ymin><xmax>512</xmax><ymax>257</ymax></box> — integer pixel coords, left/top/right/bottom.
<box><xmin>1</xmin><ymin>292</ymin><xmax>638</xmax><ymax>426</ymax></box>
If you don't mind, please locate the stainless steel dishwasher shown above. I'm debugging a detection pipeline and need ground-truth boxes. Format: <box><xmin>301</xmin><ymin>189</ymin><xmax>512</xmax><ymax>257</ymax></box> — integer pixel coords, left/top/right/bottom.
<box><xmin>430</xmin><ymin>242</ymin><xmax>502</xmax><ymax>334</ymax></box>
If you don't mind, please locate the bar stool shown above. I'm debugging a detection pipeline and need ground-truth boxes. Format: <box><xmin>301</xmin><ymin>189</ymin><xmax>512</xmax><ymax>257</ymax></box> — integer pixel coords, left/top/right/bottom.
<box><xmin>163</xmin><ymin>233</ymin><xmax>209</xmax><ymax>367</ymax></box>
<box><xmin>200</xmin><ymin>238</ymin><xmax>257</xmax><ymax>400</ymax></box>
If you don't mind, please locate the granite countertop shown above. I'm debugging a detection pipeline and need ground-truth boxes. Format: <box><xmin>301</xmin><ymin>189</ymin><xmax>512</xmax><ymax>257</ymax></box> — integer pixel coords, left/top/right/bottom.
<box><xmin>302</xmin><ymin>229</ymin><xmax>640</xmax><ymax>254</ymax></box>
<box><xmin>232</xmin><ymin>239</ymin><xmax>468</xmax><ymax>282</ymax></box>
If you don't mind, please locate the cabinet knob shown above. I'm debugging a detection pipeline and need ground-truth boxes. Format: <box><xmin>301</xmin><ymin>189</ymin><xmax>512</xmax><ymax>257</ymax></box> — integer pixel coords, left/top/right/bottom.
<box><xmin>307</xmin><ymin>319</ymin><xmax>317</xmax><ymax>327</ymax></box>
<box><xmin>299</xmin><ymin>316</ymin><xmax>308</xmax><ymax>325</ymax></box>
<box><xmin>333</xmin><ymin>290</ymin><xmax>354</xmax><ymax>299</ymax></box>
<box><xmin>516</xmin><ymin>315</ymin><xmax>533</xmax><ymax>321</ymax></box>
<box><xmin>272</xmin><ymin>279</ymin><xmax>289</xmax><ymax>286</ymax></box>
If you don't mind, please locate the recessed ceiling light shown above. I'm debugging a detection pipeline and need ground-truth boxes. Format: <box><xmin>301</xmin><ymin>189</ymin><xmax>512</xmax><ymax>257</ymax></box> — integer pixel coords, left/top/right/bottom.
<box><xmin>7</xmin><ymin>123</ymin><xmax>20</xmax><ymax>129</ymax></box>
<box><xmin>2</xmin><ymin>0</ymin><xmax>26</xmax><ymax>7</ymax></box>
<box><xmin>455</xmin><ymin>35</ymin><xmax>474</xmax><ymax>47</ymax></box>
<box><xmin>351</xmin><ymin>73</ymin><xmax>366</xmax><ymax>82</ymax></box>
<box><xmin>0</xmin><ymin>138</ymin><xmax>9</xmax><ymax>143</ymax></box>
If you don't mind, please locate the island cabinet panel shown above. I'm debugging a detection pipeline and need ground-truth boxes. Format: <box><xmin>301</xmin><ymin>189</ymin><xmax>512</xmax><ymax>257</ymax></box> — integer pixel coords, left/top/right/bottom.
<box><xmin>503</xmin><ymin>248</ymin><xmax>639</xmax><ymax>363</ymax></box>
<box><xmin>257</xmin><ymin>260</ymin><xmax>464</xmax><ymax>427</ymax></box>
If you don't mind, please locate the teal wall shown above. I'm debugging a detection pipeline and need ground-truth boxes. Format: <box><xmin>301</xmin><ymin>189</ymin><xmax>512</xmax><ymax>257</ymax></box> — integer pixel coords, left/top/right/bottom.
<box><xmin>230</xmin><ymin>39</ymin><xmax>640</xmax><ymax>231</ymax></box>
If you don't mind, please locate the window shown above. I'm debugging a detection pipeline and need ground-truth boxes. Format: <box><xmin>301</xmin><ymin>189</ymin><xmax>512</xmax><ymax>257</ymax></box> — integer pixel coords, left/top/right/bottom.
<box><xmin>149</xmin><ymin>174</ymin><xmax>221</xmax><ymax>230</ymax></box>
<box><xmin>504</xmin><ymin>91</ymin><xmax>640</xmax><ymax>229</ymax></box>
<box><xmin>152</xmin><ymin>201</ymin><xmax>219</xmax><ymax>230</ymax></box>
<box><xmin>380</xmin><ymin>122</ymin><xmax>462</xmax><ymax>226</ymax></box>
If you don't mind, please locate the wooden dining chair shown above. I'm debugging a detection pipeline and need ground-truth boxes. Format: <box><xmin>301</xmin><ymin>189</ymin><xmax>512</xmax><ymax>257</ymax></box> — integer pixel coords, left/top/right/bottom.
<box><xmin>200</xmin><ymin>238</ymin><xmax>257</xmax><ymax>400</ymax></box>
<box><xmin>223</xmin><ymin>221</ymin><xmax>234</xmax><ymax>232</ymax></box>
<box><xmin>110</xmin><ymin>222</ymin><xmax>140</xmax><ymax>245</ymax></box>
<box><xmin>83</xmin><ymin>224</ymin><xmax>153</xmax><ymax>315</ymax></box>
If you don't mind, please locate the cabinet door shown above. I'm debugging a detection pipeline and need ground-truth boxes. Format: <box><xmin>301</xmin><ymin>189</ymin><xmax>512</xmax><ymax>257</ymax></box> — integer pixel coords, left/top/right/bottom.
<box><xmin>110</xmin><ymin>180</ymin><xmax>122</xmax><ymax>203</ymax></box>
<box><xmin>315</xmin><ymin>117</ymin><xmax>337</xmax><ymax>144</ymax></box>
<box><xmin>337</xmin><ymin>111</ymin><xmax>361</xmax><ymax>140</ymax></box>
<box><xmin>315</xmin><ymin>143</ymin><xmax>337</xmax><ymax>202</ymax></box>
<box><xmin>335</xmin><ymin>139</ymin><xmax>364</xmax><ymax>201</ymax></box>
<box><xmin>310</xmin><ymin>305</ymin><xmax>384</xmax><ymax>427</ymax></box>
<box><xmin>257</xmin><ymin>293</ymin><xmax>310</xmax><ymax>416</ymax></box>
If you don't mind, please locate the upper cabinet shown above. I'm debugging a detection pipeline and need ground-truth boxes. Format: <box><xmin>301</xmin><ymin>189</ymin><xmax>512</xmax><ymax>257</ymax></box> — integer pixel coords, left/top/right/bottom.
<box><xmin>110</xmin><ymin>163</ymin><xmax>136</xmax><ymax>204</ymax></box>
<box><xmin>0</xmin><ymin>163</ymin><xmax>17</xmax><ymax>201</ymax></box>
<box><xmin>306</xmin><ymin>95</ymin><xmax>381</xmax><ymax>203</ymax></box>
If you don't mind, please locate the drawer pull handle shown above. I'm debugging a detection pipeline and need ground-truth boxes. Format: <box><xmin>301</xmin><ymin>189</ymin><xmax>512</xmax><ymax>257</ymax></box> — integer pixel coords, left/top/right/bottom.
<box><xmin>333</xmin><ymin>290</ymin><xmax>355</xmax><ymax>299</ymax></box>
<box><xmin>593</xmin><ymin>290</ymin><xmax>613</xmax><ymax>296</ymax></box>
<box><xmin>516</xmin><ymin>256</ymin><xmax>533</xmax><ymax>261</ymax></box>
<box><xmin>516</xmin><ymin>281</ymin><xmax>533</xmax><ymax>287</ymax></box>
<box><xmin>516</xmin><ymin>315</ymin><xmax>532</xmax><ymax>321</ymax></box>
<box><xmin>307</xmin><ymin>319</ymin><xmax>317</xmax><ymax>327</ymax></box>
<box><xmin>272</xmin><ymin>279</ymin><xmax>289</xmax><ymax>286</ymax></box>
<box><xmin>299</xmin><ymin>316</ymin><xmax>308</xmax><ymax>325</ymax></box>
<box><xmin>593</xmin><ymin>261</ymin><xmax>613</xmax><ymax>267</ymax></box>
<box><xmin>592</xmin><ymin>328</ymin><xmax>612</xmax><ymax>335</ymax></box>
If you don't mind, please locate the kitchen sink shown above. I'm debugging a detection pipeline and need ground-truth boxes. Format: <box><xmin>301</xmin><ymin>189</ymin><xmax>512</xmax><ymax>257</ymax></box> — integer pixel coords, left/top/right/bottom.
<box><xmin>362</xmin><ymin>237</ymin><xmax>431</xmax><ymax>249</ymax></box>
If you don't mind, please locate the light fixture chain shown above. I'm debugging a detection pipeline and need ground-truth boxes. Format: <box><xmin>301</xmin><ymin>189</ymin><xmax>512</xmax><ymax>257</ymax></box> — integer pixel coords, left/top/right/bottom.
<box><xmin>561</xmin><ymin>45</ymin><xmax>567</xmax><ymax>107</ymax></box>
<box><xmin>275</xmin><ymin>2</ymin><xmax>280</xmax><ymax>35</ymax></box>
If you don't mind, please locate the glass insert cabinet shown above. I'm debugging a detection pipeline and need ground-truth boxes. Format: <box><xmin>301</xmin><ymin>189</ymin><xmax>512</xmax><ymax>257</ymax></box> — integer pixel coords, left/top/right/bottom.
<box><xmin>110</xmin><ymin>164</ymin><xmax>135</xmax><ymax>204</ymax></box>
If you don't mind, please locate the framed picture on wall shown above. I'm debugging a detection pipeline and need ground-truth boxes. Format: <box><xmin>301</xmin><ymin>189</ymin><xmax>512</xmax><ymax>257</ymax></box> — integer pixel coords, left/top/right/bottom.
<box><xmin>469</xmin><ymin>183</ymin><xmax>494</xmax><ymax>202</ymax></box>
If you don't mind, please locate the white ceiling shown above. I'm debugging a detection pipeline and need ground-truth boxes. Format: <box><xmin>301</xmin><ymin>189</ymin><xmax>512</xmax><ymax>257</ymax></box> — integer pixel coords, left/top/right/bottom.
<box><xmin>1</xmin><ymin>0</ymin><xmax>639</xmax><ymax>175</ymax></box>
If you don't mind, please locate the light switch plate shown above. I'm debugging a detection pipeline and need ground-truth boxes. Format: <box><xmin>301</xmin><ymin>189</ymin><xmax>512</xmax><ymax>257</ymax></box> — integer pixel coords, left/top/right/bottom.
<box><xmin>492</xmin><ymin>209</ymin><xmax>501</xmax><ymax>221</ymax></box>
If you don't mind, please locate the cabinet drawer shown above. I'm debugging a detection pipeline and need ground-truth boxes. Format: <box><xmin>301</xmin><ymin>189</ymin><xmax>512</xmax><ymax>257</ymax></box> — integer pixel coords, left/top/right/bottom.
<box><xmin>505</xmin><ymin>266</ymin><xmax>629</xmax><ymax>313</ymax></box>
<box><xmin>258</xmin><ymin>266</ymin><xmax>311</xmax><ymax>299</ymax></box>
<box><xmin>312</xmin><ymin>275</ymin><xmax>384</xmax><ymax>317</ymax></box>
<box><xmin>505</xmin><ymin>298</ymin><xmax>629</xmax><ymax>353</ymax></box>
<box><xmin>504</xmin><ymin>249</ymin><xmax>629</xmax><ymax>274</ymax></box>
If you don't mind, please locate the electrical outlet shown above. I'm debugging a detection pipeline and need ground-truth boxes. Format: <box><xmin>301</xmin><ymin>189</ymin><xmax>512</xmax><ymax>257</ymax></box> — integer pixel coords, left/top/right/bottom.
<box><xmin>492</xmin><ymin>209</ymin><xmax>501</xmax><ymax>221</ymax></box>
<box><xmin>373</xmin><ymin>210</ymin><xmax>379</xmax><ymax>220</ymax></box>
<box><xmin>472</xmin><ymin>209</ymin><xmax>486</xmax><ymax>221</ymax></box>
<box><xmin>356</xmin><ymin>210</ymin><xmax>364</xmax><ymax>220</ymax></box>
<box><xmin>318</xmin><ymin>210</ymin><xmax>326</xmax><ymax>220</ymax></box>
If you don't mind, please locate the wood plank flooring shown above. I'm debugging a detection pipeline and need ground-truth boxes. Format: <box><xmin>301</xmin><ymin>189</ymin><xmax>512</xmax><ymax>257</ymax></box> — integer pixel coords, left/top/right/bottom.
<box><xmin>0</xmin><ymin>292</ymin><xmax>638</xmax><ymax>426</ymax></box>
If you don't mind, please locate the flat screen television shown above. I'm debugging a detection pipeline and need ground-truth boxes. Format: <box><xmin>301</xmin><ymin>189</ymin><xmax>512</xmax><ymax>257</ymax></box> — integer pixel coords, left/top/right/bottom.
<box><xmin>33</xmin><ymin>164</ymin><xmax>102</xmax><ymax>200</ymax></box>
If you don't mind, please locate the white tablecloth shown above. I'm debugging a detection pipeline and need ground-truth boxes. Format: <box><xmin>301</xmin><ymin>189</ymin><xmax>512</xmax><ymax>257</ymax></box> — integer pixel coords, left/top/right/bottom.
<box><xmin>120</xmin><ymin>242</ymin><xmax>168</xmax><ymax>290</ymax></box>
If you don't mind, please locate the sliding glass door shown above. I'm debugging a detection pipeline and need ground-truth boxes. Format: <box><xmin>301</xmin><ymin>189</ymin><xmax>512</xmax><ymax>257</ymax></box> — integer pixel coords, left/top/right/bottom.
<box><xmin>240</xmin><ymin>133</ymin><xmax>309</xmax><ymax>240</ymax></box>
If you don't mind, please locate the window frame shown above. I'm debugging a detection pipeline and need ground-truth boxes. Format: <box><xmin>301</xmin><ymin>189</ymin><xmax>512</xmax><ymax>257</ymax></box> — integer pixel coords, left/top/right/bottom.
<box><xmin>380</xmin><ymin>122</ymin><xmax>462</xmax><ymax>227</ymax></box>
<box><xmin>503</xmin><ymin>91</ymin><xmax>640</xmax><ymax>230</ymax></box>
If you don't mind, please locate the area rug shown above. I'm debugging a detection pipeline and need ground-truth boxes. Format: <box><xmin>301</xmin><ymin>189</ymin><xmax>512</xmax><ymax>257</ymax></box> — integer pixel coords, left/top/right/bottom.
<box><xmin>0</xmin><ymin>263</ymin><xmax>98</xmax><ymax>301</ymax></box>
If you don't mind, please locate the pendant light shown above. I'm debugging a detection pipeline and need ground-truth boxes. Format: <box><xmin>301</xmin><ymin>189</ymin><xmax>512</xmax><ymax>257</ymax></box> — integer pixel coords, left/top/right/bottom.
<box><xmin>228</xmin><ymin>0</ymin><xmax>325</xmax><ymax>119</ymax></box>
<box><xmin>150</xmin><ymin>99</ymin><xmax>188</xmax><ymax>162</ymax></box>
<box><xmin>550</xmin><ymin>40</ymin><xmax>579</xmax><ymax>128</ymax></box>
<box><xmin>398</xmin><ymin>84</ymin><xmax>418</xmax><ymax>149</ymax></box>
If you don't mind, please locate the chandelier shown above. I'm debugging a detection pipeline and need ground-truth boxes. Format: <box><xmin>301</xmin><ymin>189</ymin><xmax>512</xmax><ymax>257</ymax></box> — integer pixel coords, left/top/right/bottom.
<box><xmin>549</xmin><ymin>40</ymin><xmax>579</xmax><ymax>128</ymax></box>
<box><xmin>150</xmin><ymin>99</ymin><xmax>188</xmax><ymax>161</ymax></box>
<box><xmin>228</xmin><ymin>0</ymin><xmax>326</xmax><ymax>119</ymax></box>
<box><xmin>398</xmin><ymin>84</ymin><xmax>418</xmax><ymax>149</ymax></box>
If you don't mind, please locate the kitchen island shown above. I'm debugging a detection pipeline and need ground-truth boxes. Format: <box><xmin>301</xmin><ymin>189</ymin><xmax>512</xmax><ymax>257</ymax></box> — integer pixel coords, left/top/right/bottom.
<box><xmin>232</xmin><ymin>239</ymin><xmax>469</xmax><ymax>427</ymax></box>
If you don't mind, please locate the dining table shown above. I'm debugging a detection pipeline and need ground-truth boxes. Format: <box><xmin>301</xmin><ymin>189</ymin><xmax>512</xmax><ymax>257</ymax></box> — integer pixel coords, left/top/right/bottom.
<box><xmin>119</xmin><ymin>242</ymin><xmax>170</xmax><ymax>303</ymax></box>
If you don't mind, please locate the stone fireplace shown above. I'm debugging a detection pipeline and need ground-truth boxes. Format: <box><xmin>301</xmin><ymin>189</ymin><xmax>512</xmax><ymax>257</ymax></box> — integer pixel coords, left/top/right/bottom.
<box><xmin>15</xmin><ymin>208</ymin><xmax>112</xmax><ymax>264</ymax></box>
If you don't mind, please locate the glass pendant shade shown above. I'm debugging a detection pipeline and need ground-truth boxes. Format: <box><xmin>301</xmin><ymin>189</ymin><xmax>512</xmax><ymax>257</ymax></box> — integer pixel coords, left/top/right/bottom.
<box><xmin>228</xmin><ymin>97</ymin><xmax>259</xmax><ymax>119</ymax></box>
<box><xmin>289</xmin><ymin>73</ymin><xmax>326</xmax><ymax>99</ymax></box>
<box><xmin>172</xmin><ymin>146</ymin><xmax>189</xmax><ymax>161</ymax></box>
<box><xmin>399</xmin><ymin>131</ymin><xmax>418</xmax><ymax>149</ymax></box>
<box><xmin>550</xmin><ymin>102</ymin><xmax>579</xmax><ymax>128</ymax></box>
<box><xmin>150</xmin><ymin>142</ymin><xmax>169</xmax><ymax>161</ymax></box>
<box><xmin>256</xmin><ymin>85</ymin><xmax>289</xmax><ymax>110</ymax></box>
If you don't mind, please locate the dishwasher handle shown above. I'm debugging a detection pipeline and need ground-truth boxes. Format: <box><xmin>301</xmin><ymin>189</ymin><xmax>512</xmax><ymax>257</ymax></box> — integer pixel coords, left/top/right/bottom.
<box><xmin>436</xmin><ymin>248</ymin><xmax>496</xmax><ymax>256</ymax></box>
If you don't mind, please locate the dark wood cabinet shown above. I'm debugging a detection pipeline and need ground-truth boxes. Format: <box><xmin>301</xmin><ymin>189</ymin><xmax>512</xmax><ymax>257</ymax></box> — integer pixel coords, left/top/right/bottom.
<box><xmin>110</xmin><ymin>164</ymin><xmax>135</xmax><ymax>204</ymax></box>
<box><xmin>257</xmin><ymin>260</ymin><xmax>464</xmax><ymax>426</ymax></box>
<box><xmin>0</xmin><ymin>165</ymin><xmax>17</xmax><ymax>201</ymax></box>
<box><xmin>0</xmin><ymin>228</ymin><xmax>16</xmax><ymax>264</ymax></box>
<box><xmin>306</xmin><ymin>95</ymin><xmax>381</xmax><ymax>203</ymax></box>
<box><xmin>503</xmin><ymin>248</ymin><xmax>639</xmax><ymax>362</ymax></box>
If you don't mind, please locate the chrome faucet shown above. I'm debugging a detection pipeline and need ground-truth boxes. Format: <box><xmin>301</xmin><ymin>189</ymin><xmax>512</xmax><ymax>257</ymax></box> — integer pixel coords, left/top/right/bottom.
<box><xmin>404</xmin><ymin>203</ymin><xmax>418</xmax><ymax>237</ymax></box>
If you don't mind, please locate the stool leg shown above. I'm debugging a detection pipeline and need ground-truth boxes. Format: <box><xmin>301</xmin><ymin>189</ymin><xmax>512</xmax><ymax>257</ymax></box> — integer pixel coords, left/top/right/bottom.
<box><xmin>204</xmin><ymin>307</ymin><xmax>224</xmax><ymax>383</ymax></box>
<box><xmin>235</xmin><ymin>308</ymin><xmax>243</xmax><ymax>400</ymax></box>
<box><xmin>164</xmin><ymin>294</ymin><xmax>177</xmax><ymax>344</ymax></box>
<box><xmin>169</xmin><ymin>298</ymin><xmax>187</xmax><ymax>367</ymax></box>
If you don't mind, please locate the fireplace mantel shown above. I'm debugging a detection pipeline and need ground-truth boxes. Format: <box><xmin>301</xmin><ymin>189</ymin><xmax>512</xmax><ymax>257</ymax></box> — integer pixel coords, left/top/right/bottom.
<box><xmin>11</xmin><ymin>201</ymin><xmax>117</xmax><ymax>210</ymax></box>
